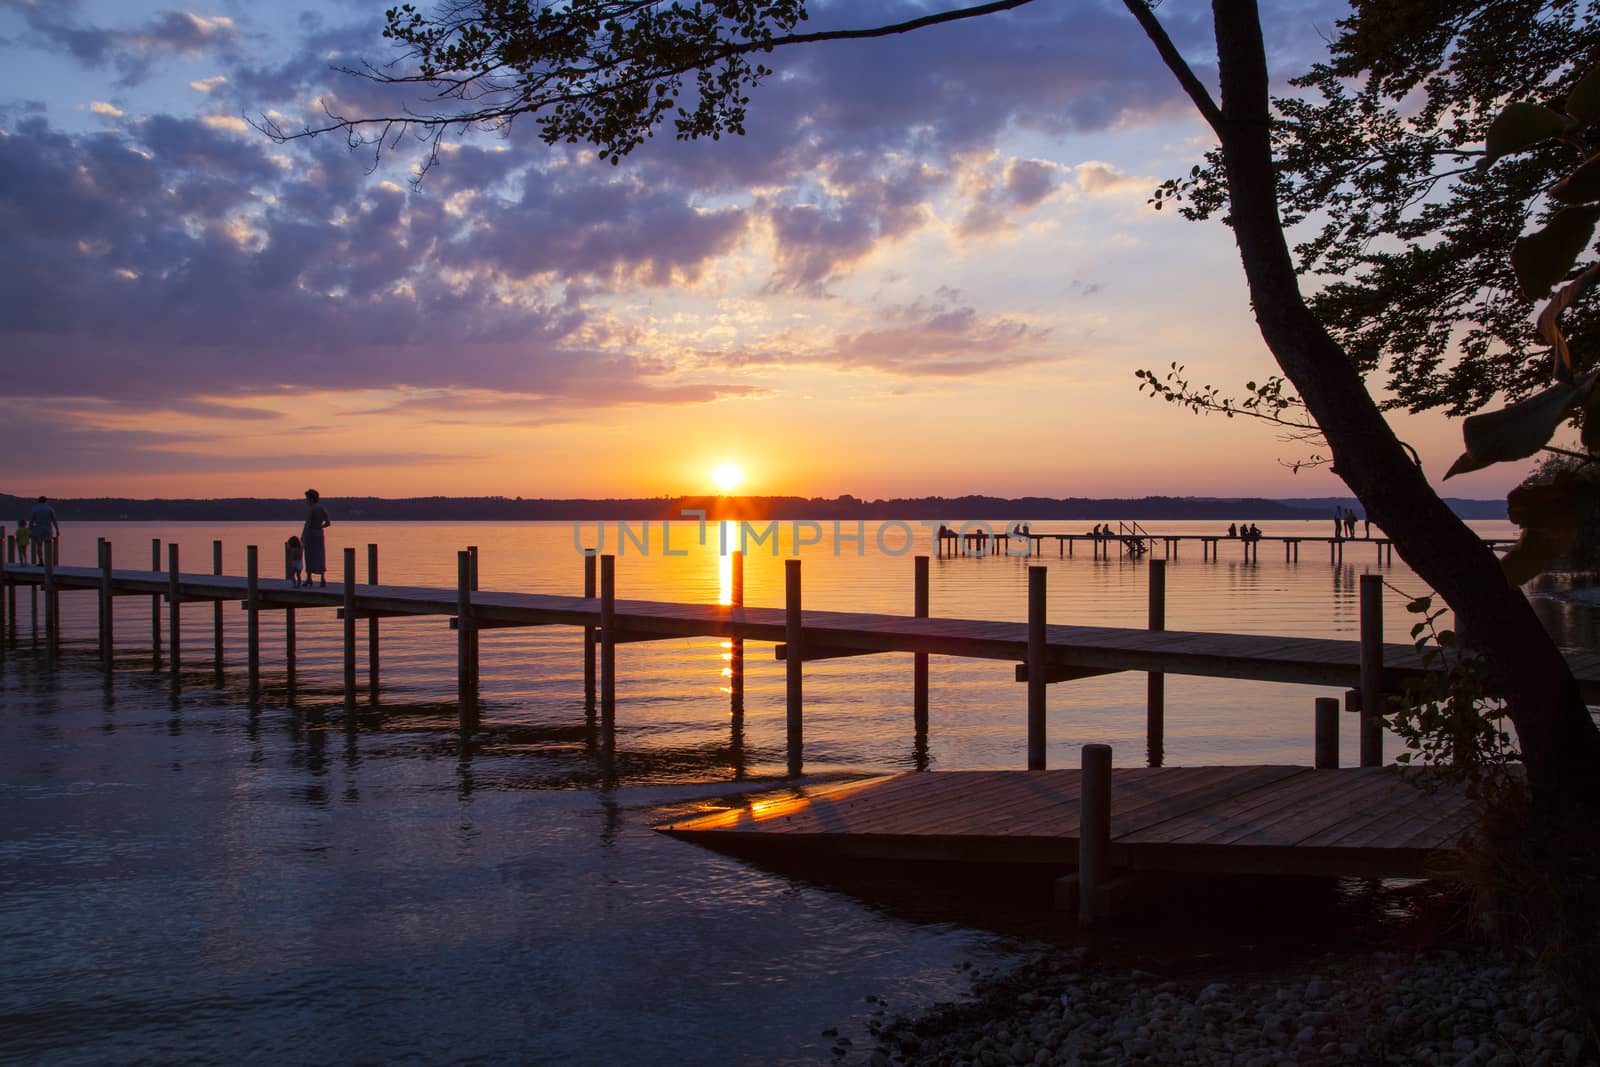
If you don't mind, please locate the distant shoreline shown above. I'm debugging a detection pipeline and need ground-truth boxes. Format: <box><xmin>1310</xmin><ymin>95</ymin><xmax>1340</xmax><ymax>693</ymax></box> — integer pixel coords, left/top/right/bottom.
<box><xmin>1</xmin><ymin>491</ymin><xmax>1508</xmax><ymax>523</ymax></box>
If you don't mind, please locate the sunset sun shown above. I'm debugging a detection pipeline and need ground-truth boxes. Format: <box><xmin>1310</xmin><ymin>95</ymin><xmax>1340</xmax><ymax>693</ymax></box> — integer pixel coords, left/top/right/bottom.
<box><xmin>710</xmin><ymin>461</ymin><xmax>745</xmax><ymax>494</ymax></box>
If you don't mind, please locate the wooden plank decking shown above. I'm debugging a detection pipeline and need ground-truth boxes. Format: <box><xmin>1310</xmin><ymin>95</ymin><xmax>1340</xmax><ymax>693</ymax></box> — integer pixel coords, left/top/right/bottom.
<box><xmin>15</xmin><ymin>563</ymin><xmax>1600</xmax><ymax>702</ymax></box>
<box><xmin>657</xmin><ymin>767</ymin><xmax>1475</xmax><ymax>879</ymax></box>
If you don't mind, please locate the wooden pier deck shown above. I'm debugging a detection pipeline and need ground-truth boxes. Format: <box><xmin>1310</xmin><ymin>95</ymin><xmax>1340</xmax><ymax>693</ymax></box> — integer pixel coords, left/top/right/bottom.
<box><xmin>15</xmin><ymin>562</ymin><xmax>1600</xmax><ymax>701</ymax></box>
<box><xmin>658</xmin><ymin>764</ymin><xmax>1475</xmax><ymax>881</ymax></box>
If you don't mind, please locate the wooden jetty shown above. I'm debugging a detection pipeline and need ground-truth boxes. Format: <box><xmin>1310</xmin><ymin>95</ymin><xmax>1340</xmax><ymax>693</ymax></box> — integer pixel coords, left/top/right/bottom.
<box><xmin>658</xmin><ymin>744</ymin><xmax>1478</xmax><ymax>924</ymax></box>
<box><xmin>0</xmin><ymin>531</ymin><xmax>1563</xmax><ymax>923</ymax></box>
<box><xmin>5</xmin><ymin>533</ymin><xmax>1599</xmax><ymax>776</ymax></box>
<box><xmin>936</xmin><ymin>524</ymin><xmax>1517</xmax><ymax>564</ymax></box>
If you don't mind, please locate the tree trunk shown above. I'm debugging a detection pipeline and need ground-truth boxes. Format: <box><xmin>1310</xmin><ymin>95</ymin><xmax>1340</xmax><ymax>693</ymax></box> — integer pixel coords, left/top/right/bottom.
<box><xmin>1208</xmin><ymin>0</ymin><xmax>1600</xmax><ymax>817</ymax></box>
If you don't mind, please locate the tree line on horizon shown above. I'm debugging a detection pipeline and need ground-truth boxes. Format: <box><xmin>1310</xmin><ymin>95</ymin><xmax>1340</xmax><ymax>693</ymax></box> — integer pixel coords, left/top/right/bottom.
<box><xmin>0</xmin><ymin>491</ymin><xmax>1506</xmax><ymax>523</ymax></box>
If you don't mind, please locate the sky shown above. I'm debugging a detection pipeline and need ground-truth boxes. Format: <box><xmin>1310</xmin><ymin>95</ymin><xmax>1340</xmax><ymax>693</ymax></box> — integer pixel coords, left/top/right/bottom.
<box><xmin>0</xmin><ymin>0</ymin><xmax>1548</xmax><ymax>502</ymax></box>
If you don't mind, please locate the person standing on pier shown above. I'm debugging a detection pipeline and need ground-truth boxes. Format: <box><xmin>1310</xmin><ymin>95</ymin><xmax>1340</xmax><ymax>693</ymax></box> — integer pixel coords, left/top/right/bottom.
<box><xmin>28</xmin><ymin>496</ymin><xmax>58</xmax><ymax>564</ymax></box>
<box><xmin>301</xmin><ymin>489</ymin><xmax>331</xmax><ymax>587</ymax></box>
<box><xmin>15</xmin><ymin>518</ymin><xmax>31</xmax><ymax>563</ymax></box>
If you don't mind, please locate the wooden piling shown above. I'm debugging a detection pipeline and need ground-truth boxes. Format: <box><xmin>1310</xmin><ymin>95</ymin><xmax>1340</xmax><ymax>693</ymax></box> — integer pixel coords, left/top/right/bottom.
<box><xmin>1027</xmin><ymin>565</ymin><xmax>1047</xmax><ymax>770</ymax></box>
<box><xmin>786</xmin><ymin>558</ymin><xmax>803</xmax><ymax>776</ymax></box>
<box><xmin>600</xmin><ymin>554</ymin><xmax>616</xmax><ymax>730</ymax></box>
<box><xmin>150</xmin><ymin>538</ymin><xmax>162</xmax><ymax>670</ymax></box>
<box><xmin>1359</xmin><ymin>573</ymin><xmax>1384</xmax><ymax>767</ymax></box>
<box><xmin>1315</xmin><ymin>696</ymin><xmax>1340</xmax><ymax>769</ymax></box>
<box><xmin>343</xmin><ymin>547</ymin><xmax>357</xmax><ymax>712</ymax></box>
<box><xmin>212</xmin><ymin>540</ymin><xmax>224</xmax><ymax>674</ymax></box>
<box><xmin>1147</xmin><ymin>559</ymin><xmax>1165</xmax><ymax>768</ymax></box>
<box><xmin>4</xmin><ymin>533</ymin><xmax>13</xmax><ymax>650</ymax></box>
<box><xmin>583</xmin><ymin>553</ymin><xmax>597</xmax><ymax>711</ymax></box>
<box><xmin>98</xmin><ymin>539</ymin><xmax>113</xmax><ymax>671</ymax></box>
<box><xmin>914</xmin><ymin>554</ymin><xmax>929</xmax><ymax>735</ymax></box>
<box><xmin>457</xmin><ymin>550</ymin><xmax>477</xmax><ymax>728</ymax></box>
<box><xmin>166</xmin><ymin>543</ymin><xmax>180</xmax><ymax>686</ymax></box>
<box><xmin>246</xmin><ymin>546</ymin><xmax>260</xmax><ymax>703</ymax></box>
<box><xmin>1079</xmin><ymin>743</ymin><xmax>1112</xmax><ymax>927</ymax></box>
<box><xmin>43</xmin><ymin>542</ymin><xmax>57</xmax><ymax>664</ymax></box>
<box><xmin>367</xmin><ymin>544</ymin><xmax>380</xmax><ymax>701</ymax></box>
<box><xmin>730</xmin><ymin>550</ymin><xmax>744</xmax><ymax>712</ymax></box>
<box><xmin>467</xmin><ymin>544</ymin><xmax>480</xmax><ymax>687</ymax></box>
<box><xmin>282</xmin><ymin>540</ymin><xmax>296</xmax><ymax>692</ymax></box>
<box><xmin>1</xmin><ymin>531</ymin><xmax>9</xmax><ymax>656</ymax></box>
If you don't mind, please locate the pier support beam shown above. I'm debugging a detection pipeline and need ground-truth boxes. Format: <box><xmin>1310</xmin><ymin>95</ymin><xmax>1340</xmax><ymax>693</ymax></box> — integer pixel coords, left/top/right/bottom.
<box><xmin>914</xmin><ymin>555</ymin><xmax>929</xmax><ymax>735</ymax></box>
<box><xmin>1315</xmin><ymin>697</ymin><xmax>1340</xmax><ymax>769</ymax></box>
<box><xmin>367</xmin><ymin>544</ymin><xmax>380</xmax><ymax>703</ymax></box>
<box><xmin>583</xmin><ymin>553</ymin><xmax>597</xmax><ymax>712</ymax></box>
<box><xmin>98</xmin><ymin>539</ymin><xmax>114</xmax><ymax>671</ymax></box>
<box><xmin>457</xmin><ymin>550</ymin><xmax>478</xmax><ymax>729</ymax></box>
<box><xmin>729</xmin><ymin>551</ymin><xmax>744</xmax><ymax>713</ymax></box>
<box><xmin>600</xmin><ymin>554</ymin><xmax>616</xmax><ymax>736</ymax></box>
<box><xmin>151</xmin><ymin>539</ymin><xmax>162</xmax><ymax>670</ymax></box>
<box><xmin>4</xmin><ymin>533</ymin><xmax>14</xmax><ymax>651</ymax></box>
<box><xmin>246</xmin><ymin>546</ymin><xmax>260</xmax><ymax>704</ymax></box>
<box><xmin>343</xmin><ymin>547</ymin><xmax>357</xmax><ymax>713</ymax></box>
<box><xmin>43</xmin><ymin>546</ymin><xmax>57</xmax><ymax>665</ymax></box>
<box><xmin>1027</xmin><ymin>565</ymin><xmax>1047</xmax><ymax>770</ymax></box>
<box><xmin>282</xmin><ymin>539</ymin><xmax>296</xmax><ymax>696</ymax></box>
<box><xmin>786</xmin><ymin>558</ymin><xmax>803</xmax><ymax>776</ymax></box>
<box><xmin>1147</xmin><ymin>559</ymin><xmax>1165</xmax><ymax>768</ymax></box>
<box><xmin>1359</xmin><ymin>574</ymin><xmax>1384</xmax><ymax>767</ymax></box>
<box><xmin>167</xmin><ymin>543</ymin><xmax>180</xmax><ymax>688</ymax></box>
<box><xmin>1079</xmin><ymin>743</ymin><xmax>1112</xmax><ymax>927</ymax></box>
<box><xmin>212</xmin><ymin>540</ymin><xmax>224</xmax><ymax>679</ymax></box>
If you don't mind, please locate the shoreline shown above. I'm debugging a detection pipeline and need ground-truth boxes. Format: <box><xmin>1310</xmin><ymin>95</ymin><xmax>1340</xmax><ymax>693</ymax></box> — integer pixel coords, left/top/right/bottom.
<box><xmin>854</xmin><ymin>942</ymin><xmax>1590</xmax><ymax>1066</ymax></box>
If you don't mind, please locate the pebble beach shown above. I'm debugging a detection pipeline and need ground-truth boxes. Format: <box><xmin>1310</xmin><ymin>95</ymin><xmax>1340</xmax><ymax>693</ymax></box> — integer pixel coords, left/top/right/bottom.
<box><xmin>853</xmin><ymin>945</ymin><xmax>1595</xmax><ymax>1066</ymax></box>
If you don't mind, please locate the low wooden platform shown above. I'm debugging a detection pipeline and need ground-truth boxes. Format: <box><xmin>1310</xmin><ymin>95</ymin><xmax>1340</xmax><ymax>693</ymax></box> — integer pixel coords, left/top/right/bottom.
<box><xmin>657</xmin><ymin>767</ymin><xmax>1475</xmax><ymax>879</ymax></box>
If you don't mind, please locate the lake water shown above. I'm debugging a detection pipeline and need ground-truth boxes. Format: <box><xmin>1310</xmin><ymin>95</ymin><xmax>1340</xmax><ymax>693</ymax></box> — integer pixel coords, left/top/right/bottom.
<box><xmin>0</xmin><ymin>518</ymin><xmax>1588</xmax><ymax>1064</ymax></box>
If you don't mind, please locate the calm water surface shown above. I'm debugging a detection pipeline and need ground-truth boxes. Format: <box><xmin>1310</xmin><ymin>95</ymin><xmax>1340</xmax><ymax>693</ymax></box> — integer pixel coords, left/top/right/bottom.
<box><xmin>1</xmin><ymin>519</ymin><xmax>1590</xmax><ymax>1064</ymax></box>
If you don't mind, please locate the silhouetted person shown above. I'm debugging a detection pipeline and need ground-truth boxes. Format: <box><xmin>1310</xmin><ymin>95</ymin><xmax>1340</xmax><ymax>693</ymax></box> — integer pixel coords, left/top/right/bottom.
<box><xmin>27</xmin><ymin>496</ymin><xmax>58</xmax><ymax>564</ymax></box>
<box><xmin>1227</xmin><ymin>523</ymin><xmax>1238</xmax><ymax>538</ymax></box>
<box><xmin>1364</xmin><ymin>516</ymin><xmax>1371</xmax><ymax>538</ymax></box>
<box><xmin>302</xmin><ymin>489</ymin><xmax>331</xmax><ymax>587</ymax></box>
<box><xmin>1332</xmin><ymin>508</ymin><xmax>1342</xmax><ymax>540</ymax></box>
<box><xmin>287</xmin><ymin>535</ymin><xmax>305</xmax><ymax>587</ymax></box>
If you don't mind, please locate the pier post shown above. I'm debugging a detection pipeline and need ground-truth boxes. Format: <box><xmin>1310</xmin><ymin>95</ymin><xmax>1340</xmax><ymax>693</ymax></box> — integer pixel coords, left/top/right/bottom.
<box><xmin>1315</xmin><ymin>697</ymin><xmax>1340</xmax><ymax>769</ymax></box>
<box><xmin>1</xmin><ymin>531</ymin><xmax>8</xmax><ymax>656</ymax></box>
<box><xmin>151</xmin><ymin>539</ymin><xmax>162</xmax><ymax>670</ymax></box>
<box><xmin>467</xmin><ymin>544</ymin><xmax>480</xmax><ymax>688</ymax></box>
<box><xmin>600</xmin><ymin>554</ymin><xmax>616</xmax><ymax>733</ymax></box>
<box><xmin>457</xmin><ymin>550</ymin><xmax>478</xmax><ymax>729</ymax></box>
<box><xmin>1147</xmin><ymin>559</ymin><xmax>1165</xmax><ymax>768</ymax></box>
<box><xmin>212</xmin><ymin>540</ymin><xmax>224</xmax><ymax>677</ymax></box>
<box><xmin>1359</xmin><ymin>574</ymin><xmax>1384</xmax><ymax>767</ymax></box>
<box><xmin>367</xmin><ymin>544</ymin><xmax>379</xmax><ymax>702</ymax></box>
<box><xmin>42</xmin><ymin>540</ymin><xmax>57</xmax><ymax>663</ymax></box>
<box><xmin>283</xmin><ymin>540</ymin><xmax>296</xmax><ymax>694</ymax></box>
<box><xmin>1027</xmin><ymin>565</ymin><xmax>1047</xmax><ymax>770</ymax></box>
<box><xmin>343</xmin><ymin>547</ymin><xmax>357</xmax><ymax>713</ymax></box>
<box><xmin>1079</xmin><ymin>743</ymin><xmax>1112</xmax><ymax>927</ymax></box>
<box><xmin>246</xmin><ymin>546</ymin><xmax>260</xmax><ymax>704</ymax></box>
<box><xmin>730</xmin><ymin>550</ymin><xmax>744</xmax><ymax>712</ymax></box>
<box><xmin>785</xmin><ymin>558</ymin><xmax>804</xmax><ymax>776</ymax></box>
<box><xmin>4</xmin><ymin>534</ymin><xmax>13</xmax><ymax>650</ymax></box>
<box><xmin>98</xmin><ymin>539</ymin><xmax>113</xmax><ymax>671</ymax></box>
<box><xmin>914</xmin><ymin>555</ymin><xmax>929</xmax><ymax>735</ymax></box>
<box><xmin>167</xmin><ymin>543</ymin><xmax>181</xmax><ymax>688</ymax></box>
<box><xmin>583</xmin><ymin>553</ymin><xmax>596</xmax><ymax>711</ymax></box>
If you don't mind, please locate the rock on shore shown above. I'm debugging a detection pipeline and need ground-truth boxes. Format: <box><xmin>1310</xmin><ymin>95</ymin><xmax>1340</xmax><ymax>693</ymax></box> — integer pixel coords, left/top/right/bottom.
<box><xmin>855</xmin><ymin>946</ymin><xmax>1595</xmax><ymax>1066</ymax></box>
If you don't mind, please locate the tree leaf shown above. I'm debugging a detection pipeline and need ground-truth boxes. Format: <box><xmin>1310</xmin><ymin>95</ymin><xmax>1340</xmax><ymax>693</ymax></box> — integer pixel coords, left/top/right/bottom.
<box><xmin>1567</xmin><ymin>62</ymin><xmax>1600</xmax><ymax>122</ymax></box>
<box><xmin>1512</xmin><ymin>205</ymin><xmax>1600</xmax><ymax>299</ymax></box>
<box><xmin>1550</xmin><ymin>156</ymin><xmax>1600</xmax><ymax>205</ymax></box>
<box><xmin>1485</xmin><ymin>102</ymin><xmax>1570</xmax><ymax>164</ymax></box>
<box><xmin>1444</xmin><ymin>371</ymin><xmax>1600</xmax><ymax>479</ymax></box>
<box><xmin>1536</xmin><ymin>264</ymin><xmax>1600</xmax><ymax>379</ymax></box>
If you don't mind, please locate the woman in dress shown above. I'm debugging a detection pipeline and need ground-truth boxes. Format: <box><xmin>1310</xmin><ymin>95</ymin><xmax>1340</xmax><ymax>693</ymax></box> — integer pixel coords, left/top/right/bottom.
<box><xmin>302</xmin><ymin>489</ymin><xmax>331</xmax><ymax>587</ymax></box>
